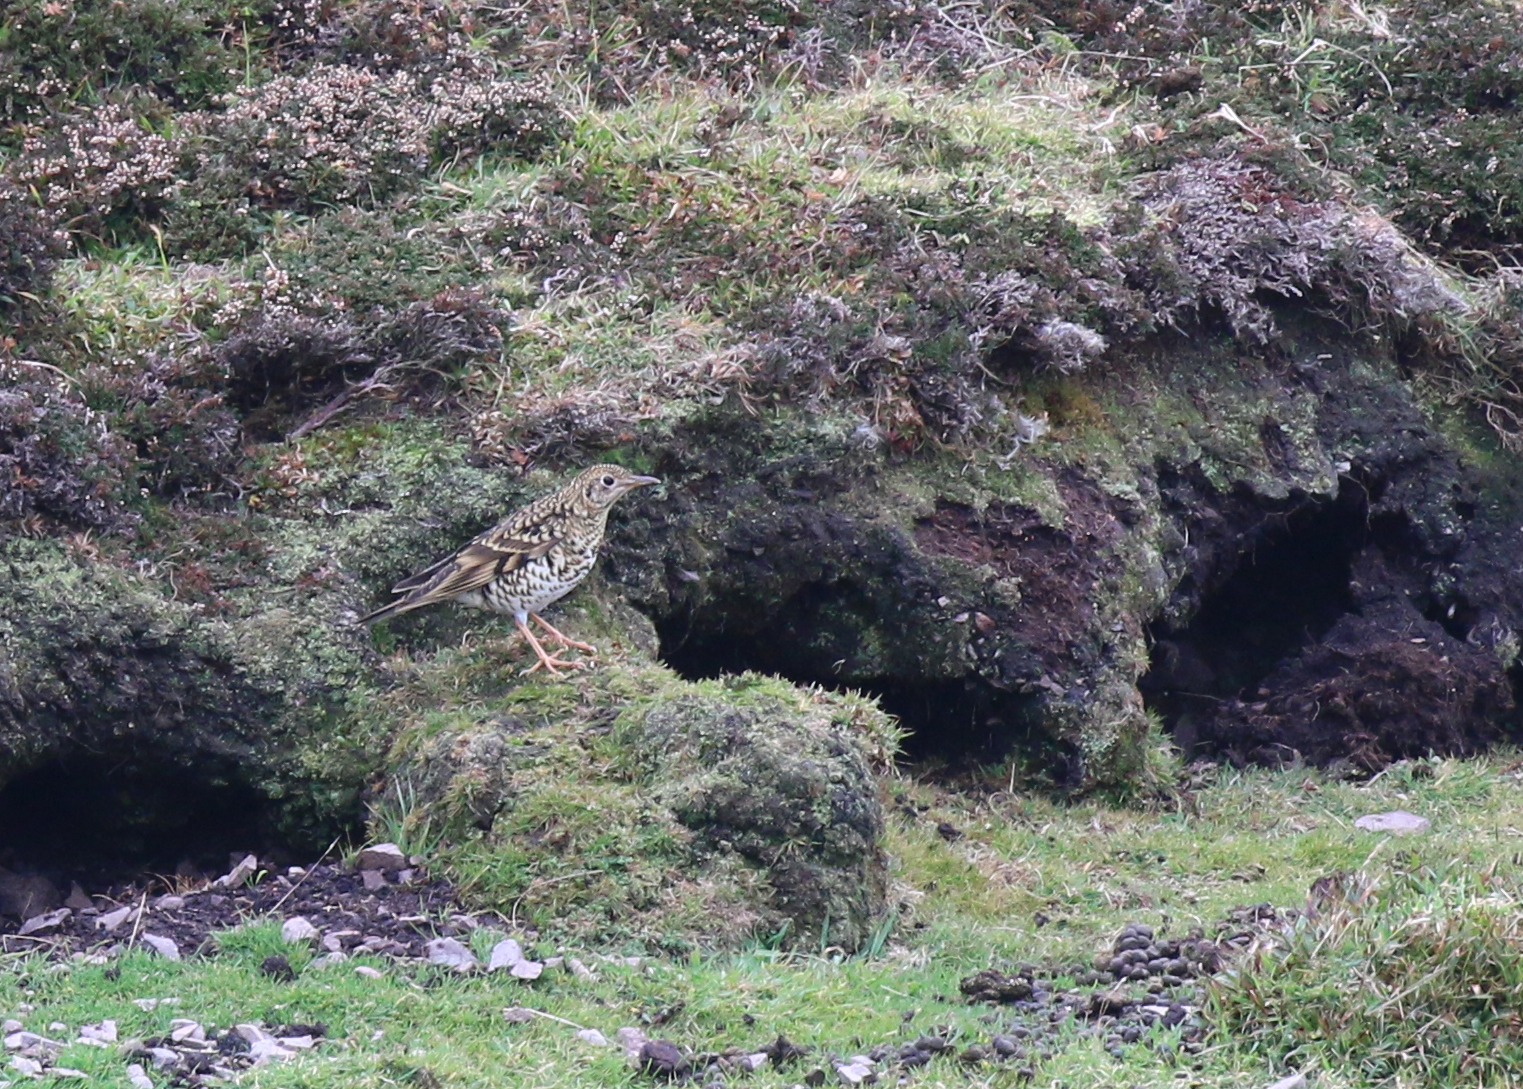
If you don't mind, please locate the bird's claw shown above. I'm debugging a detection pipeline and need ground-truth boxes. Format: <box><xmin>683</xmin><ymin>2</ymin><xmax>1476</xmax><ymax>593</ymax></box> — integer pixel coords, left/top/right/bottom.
<box><xmin>521</xmin><ymin>653</ymin><xmax>592</xmax><ymax>677</ymax></box>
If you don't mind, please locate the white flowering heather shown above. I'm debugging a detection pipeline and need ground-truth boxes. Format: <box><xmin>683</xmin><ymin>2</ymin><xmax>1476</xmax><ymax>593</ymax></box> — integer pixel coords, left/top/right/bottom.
<box><xmin>13</xmin><ymin>103</ymin><xmax>181</xmax><ymax>243</ymax></box>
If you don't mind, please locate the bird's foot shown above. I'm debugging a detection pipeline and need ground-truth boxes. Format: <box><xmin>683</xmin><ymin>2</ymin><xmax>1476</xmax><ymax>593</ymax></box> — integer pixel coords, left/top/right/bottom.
<box><xmin>530</xmin><ymin>614</ymin><xmax>598</xmax><ymax>654</ymax></box>
<box><xmin>515</xmin><ymin>615</ymin><xmax>593</xmax><ymax>677</ymax></box>
<box><xmin>521</xmin><ymin>652</ymin><xmax>589</xmax><ymax>677</ymax></box>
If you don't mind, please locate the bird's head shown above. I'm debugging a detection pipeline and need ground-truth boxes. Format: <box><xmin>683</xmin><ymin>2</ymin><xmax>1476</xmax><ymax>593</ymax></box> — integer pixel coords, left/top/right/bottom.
<box><xmin>574</xmin><ymin>463</ymin><xmax>662</xmax><ymax>510</ymax></box>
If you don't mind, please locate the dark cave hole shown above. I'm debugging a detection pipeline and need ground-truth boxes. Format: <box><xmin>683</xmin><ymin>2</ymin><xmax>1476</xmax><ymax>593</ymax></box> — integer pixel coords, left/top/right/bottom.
<box><xmin>0</xmin><ymin>751</ymin><xmax>287</xmax><ymax>895</ymax></box>
<box><xmin>1140</xmin><ymin>486</ymin><xmax>1371</xmax><ymax>756</ymax></box>
<box><xmin>657</xmin><ymin>604</ymin><xmax>1050</xmax><ymax>769</ymax></box>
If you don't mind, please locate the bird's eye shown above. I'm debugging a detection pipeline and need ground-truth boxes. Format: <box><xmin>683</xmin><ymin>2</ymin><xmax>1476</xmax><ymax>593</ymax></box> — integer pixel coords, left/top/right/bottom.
<box><xmin>601</xmin><ymin>475</ymin><xmax>616</xmax><ymax>487</ymax></box>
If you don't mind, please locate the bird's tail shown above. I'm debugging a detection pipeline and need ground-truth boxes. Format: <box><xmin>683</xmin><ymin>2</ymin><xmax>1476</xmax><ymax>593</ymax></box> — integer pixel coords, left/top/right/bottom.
<box><xmin>356</xmin><ymin>595</ymin><xmax>426</xmax><ymax>626</ymax></box>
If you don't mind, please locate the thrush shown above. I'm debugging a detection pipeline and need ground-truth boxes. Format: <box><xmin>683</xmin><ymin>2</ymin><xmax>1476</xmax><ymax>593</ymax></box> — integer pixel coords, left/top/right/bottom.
<box><xmin>358</xmin><ymin>464</ymin><xmax>660</xmax><ymax>674</ymax></box>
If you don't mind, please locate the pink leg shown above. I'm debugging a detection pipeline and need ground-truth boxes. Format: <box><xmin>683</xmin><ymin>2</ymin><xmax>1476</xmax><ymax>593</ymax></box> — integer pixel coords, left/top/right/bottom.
<box><xmin>531</xmin><ymin>613</ymin><xmax>598</xmax><ymax>654</ymax></box>
<box><xmin>514</xmin><ymin>615</ymin><xmax>587</xmax><ymax>676</ymax></box>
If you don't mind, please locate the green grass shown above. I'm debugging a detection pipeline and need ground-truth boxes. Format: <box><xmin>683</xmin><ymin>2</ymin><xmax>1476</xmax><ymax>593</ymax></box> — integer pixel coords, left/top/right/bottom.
<box><xmin>12</xmin><ymin>753</ymin><xmax>1523</xmax><ymax>1086</ymax></box>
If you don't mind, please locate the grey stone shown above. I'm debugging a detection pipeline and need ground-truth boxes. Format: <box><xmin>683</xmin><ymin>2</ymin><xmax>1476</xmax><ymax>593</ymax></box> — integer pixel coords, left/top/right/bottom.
<box><xmin>616</xmin><ymin>1026</ymin><xmax>648</xmax><ymax>1059</ymax></box>
<box><xmin>280</xmin><ymin>916</ymin><xmax>319</xmax><ymax>943</ymax></box>
<box><xmin>1354</xmin><ymin>811</ymin><xmax>1430</xmax><ymax>835</ymax></box>
<box><xmin>126</xmin><ymin>1063</ymin><xmax>154</xmax><ymax>1089</ymax></box>
<box><xmin>424</xmin><ymin>937</ymin><xmax>477</xmax><ymax>971</ymax></box>
<box><xmin>576</xmin><ymin>1028</ymin><xmax>609</xmax><ymax>1047</ymax></box>
<box><xmin>355</xmin><ymin>844</ymin><xmax>407</xmax><ymax>873</ymax></box>
<box><xmin>354</xmin><ymin>965</ymin><xmax>384</xmax><ymax>979</ymax></box>
<box><xmin>153</xmin><ymin>896</ymin><xmax>185</xmax><ymax>911</ymax></box>
<box><xmin>360</xmin><ymin>869</ymin><xmax>388</xmax><ymax>891</ymax></box>
<box><xmin>139</xmin><ymin>934</ymin><xmax>180</xmax><ymax>961</ymax></box>
<box><xmin>510</xmin><ymin>959</ymin><xmax>544</xmax><ymax>981</ymax></box>
<box><xmin>214</xmin><ymin>854</ymin><xmax>260</xmax><ymax>888</ymax></box>
<box><xmin>96</xmin><ymin>906</ymin><xmax>136</xmax><ymax>932</ymax></box>
<box><xmin>17</xmin><ymin>908</ymin><xmax>70</xmax><ymax>936</ymax></box>
<box><xmin>1265</xmin><ymin>1075</ymin><xmax>1307</xmax><ymax>1089</ymax></box>
<box><xmin>487</xmin><ymin>939</ymin><xmax>523</xmax><ymax>972</ymax></box>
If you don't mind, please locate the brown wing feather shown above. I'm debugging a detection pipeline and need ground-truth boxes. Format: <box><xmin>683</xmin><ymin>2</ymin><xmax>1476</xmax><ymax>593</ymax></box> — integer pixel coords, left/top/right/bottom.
<box><xmin>358</xmin><ymin>532</ymin><xmax>558</xmax><ymax>624</ymax></box>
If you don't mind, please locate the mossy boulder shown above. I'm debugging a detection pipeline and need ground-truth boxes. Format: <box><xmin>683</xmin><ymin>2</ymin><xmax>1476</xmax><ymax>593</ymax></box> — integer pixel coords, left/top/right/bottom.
<box><xmin>380</xmin><ymin>617</ymin><xmax>896</xmax><ymax>951</ymax></box>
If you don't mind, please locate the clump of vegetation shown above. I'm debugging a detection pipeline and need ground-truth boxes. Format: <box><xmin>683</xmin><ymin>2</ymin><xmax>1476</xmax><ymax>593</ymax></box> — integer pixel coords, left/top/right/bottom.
<box><xmin>0</xmin><ymin>369</ymin><xmax>137</xmax><ymax>529</ymax></box>
<box><xmin>1210</xmin><ymin>866</ymin><xmax>1523</xmax><ymax>1083</ymax></box>
<box><xmin>0</xmin><ymin>181</ymin><xmax>63</xmax><ymax>312</ymax></box>
<box><xmin>0</xmin><ymin>0</ymin><xmax>265</xmax><ymax>127</ymax></box>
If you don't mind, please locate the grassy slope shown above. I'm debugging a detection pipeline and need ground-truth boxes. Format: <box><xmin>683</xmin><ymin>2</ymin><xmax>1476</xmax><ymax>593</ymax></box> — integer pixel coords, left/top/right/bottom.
<box><xmin>8</xmin><ymin>753</ymin><xmax>1523</xmax><ymax>1087</ymax></box>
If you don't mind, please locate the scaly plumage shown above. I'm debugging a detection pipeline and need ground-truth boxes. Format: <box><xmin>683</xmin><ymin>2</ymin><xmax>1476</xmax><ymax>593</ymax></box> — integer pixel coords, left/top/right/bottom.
<box><xmin>359</xmin><ymin>464</ymin><xmax>660</xmax><ymax>674</ymax></box>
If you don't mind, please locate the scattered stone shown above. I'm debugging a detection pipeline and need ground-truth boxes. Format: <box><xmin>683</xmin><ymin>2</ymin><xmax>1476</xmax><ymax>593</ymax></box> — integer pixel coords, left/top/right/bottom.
<box><xmin>510</xmin><ymin>959</ymin><xmax>544</xmax><ymax>981</ymax></box>
<box><xmin>4</xmin><ymin>1031</ymin><xmax>51</xmax><ymax>1051</ymax></box>
<box><xmin>355</xmin><ymin>844</ymin><xmax>408</xmax><ymax>874</ymax></box>
<box><xmin>96</xmin><ymin>906</ymin><xmax>136</xmax><ymax>932</ymax></box>
<box><xmin>64</xmin><ymin>885</ymin><xmax>92</xmax><ymax>913</ymax></box>
<box><xmin>1354</xmin><ymin>811</ymin><xmax>1430</xmax><ymax>835</ymax></box>
<box><xmin>616</xmin><ymin>1026</ymin><xmax>649</xmax><ymax>1059</ymax></box>
<box><xmin>131</xmin><ymin>998</ymin><xmax>178</xmax><ymax>1011</ymax></box>
<box><xmin>354</xmin><ymin>965</ymin><xmax>384</xmax><ymax>979</ymax></box>
<box><xmin>639</xmin><ymin>1039</ymin><xmax>689</xmax><ymax>1079</ymax></box>
<box><xmin>738</xmin><ymin>1052</ymin><xmax>769</xmax><ymax>1072</ymax></box>
<box><xmin>169</xmin><ymin>1019</ymin><xmax>205</xmax><ymax>1044</ymax></box>
<box><xmin>139</xmin><ymin>934</ymin><xmax>180</xmax><ymax>961</ymax></box>
<box><xmin>567</xmin><ymin>957</ymin><xmax>596</xmax><ymax>981</ymax></box>
<box><xmin>487</xmin><ymin>939</ymin><xmax>524</xmax><ymax>972</ymax></box>
<box><xmin>280</xmin><ymin>916</ymin><xmax>319</xmax><ymax>943</ymax></box>
<box><xmin>154</xmin><ymin>896</ymin><xmax>185</xmax><ymax>911</ymax></box>
<box><xmin>214</xmin><ymin>854</ymin><xmax>260</xmax><ymax>889</ymax></box>
<box><xmin>260</xmin><ymin>955</ymin><xmax>296</xmax><ymax>982</ymax></box>
<box><xmin>577</xmin><ymin>1028</ymin><xmax>609</xmax><ymax>1047</ymax></box>
<box><xmin>834</xmin><ymin>1059</ymin><xmax>875</xmax><ymax>1085</ymax></box>
<box><xmin>360</xmin><ymin>870</ymin><xmax>388</xmax><ymax>892</ymax></box>
<box><xmin>17</xmin><ymin>909</ymin><xmax>70</xmax><ymax>937</ymax></box>
<box><xmin>76</xmin><ymin>1020</ymin><xmax>116</xmax><ymax>1046</ymax></box>
<box><xmin>1266</xmin><ymin>1075</ymin><xmax>1307</xmax><ymax>1089</ymax></box>
<box><xmin>309</xmin><ymin>952</ymin><xmax>348</xmax><ymax>968</ymax></box>
<box><xmin>424</xmin><ymin>937</ymin><xmax>477</xmax><ymax>972</ymax></box>
<box><xmin>126</xmin><ymin>1063</ymin><xmax>154</xmax><ymax>1089</ymax></box>
<box><xmin>1</xmin><ymin>1020</ymin><xmax>18</xmax><ymax>1034</ymax></box>
<box><xmin>8</xmin><ymin>1055</ymin><xmax>41</xmax><ymax>1076</ymax></box>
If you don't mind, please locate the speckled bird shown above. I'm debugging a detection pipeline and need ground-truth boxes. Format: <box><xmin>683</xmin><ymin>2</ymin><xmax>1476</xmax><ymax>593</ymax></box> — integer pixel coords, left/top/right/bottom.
<box><xmin>358</xmin><ymin>464</ymin><xmax>660</xmax><ymax>674</ymax></box>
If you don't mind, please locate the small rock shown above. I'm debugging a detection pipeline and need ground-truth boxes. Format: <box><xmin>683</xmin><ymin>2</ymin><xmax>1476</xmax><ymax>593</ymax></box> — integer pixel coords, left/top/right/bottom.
<box><xmin>76</xmin><ymin>1020</ymin><xmax>116</xmax><ymax>1046</ymax></box>
<box><xmin>154</xmin><ymin>895</ymin><xmax>185</xmax><ymax>911</ymax></box>
<box><xmin>146</xmin><ymin>1046</ymin><xmax>179</xmax><ymax>1069</ymax></box>
<box><xmin>214</xmin><ymin>854</ymin><xmax>260</xmax><ymax>889</ymax></box>
<box><xmin>1265</xmin><ymin>1076</ymin><xmax>1306</xmax><ymax>1089</ymax></box>
<box><xmin>4</xmin><ymin>1031</ymin><xmax>48</xmax><ymax>1050</ymax></box>
<box><xmin>139</xmin><ymin>934</ymin><xmax>180</xmax><ymax>961</ymax></box>
<box><xmin>834</xmin><ymin>1060</ymin><xmax>875</xmax><ymax>1085</ymax></box>
<box><xmin>424</xmin><ymin>937</ymin><xmax>477</xmax><ymax>972</ymax></box>
<box><xmin>487</xmin><ymin>939</ymin><xmax>523</xmax><ymax>972</ymax></box>
<box><xmin>510</xmin><ymin>959</ymin><xmax>544</xmax><ymax>981</ymax></box>
<box><xmin>616</xmin><ymin>1026</ymin><xmax>648</xmax><ymax>1059</ymax></box>
<box><xmin>280</xmin><ymin>916</ymin><xmax>319</xmax><ymax>943</ymax></box>
<box><xmin>64</xmin><ymin>884</ymin><xmax>92</xmax><ymax>912</ymax></box>
<box><xmin>1354</xmin><ymin>811</ymin><xmax>1430</xmax><ymax>835</ymax></box>
<box><xmin>576</xmin><ymin>1028</ymin><xmax>609</xmax><ymax>1047</ymax></box>
<box><xmin>260</xmin><ymin>955</ymin><xmax>296</xmax><ymax>982</ymax></box>
<box><xmin>17</xmin><ymin>908</ymin><xmax>70</xmax><ymax>937</ymax></box>
<box><xmin>354</xmin><ymin>966</ymin><xmax>384</xmax><ymax>979</ymax></box>
<box><xmin>360</xmin><ymin>869</ymin><xmax>388</xmax><ymax>891</ymax></box>
<box><xmin>0</xmin><ymin>1020</ymin><xmax>18</xmax><ymax>1034</ymax></box>
<box><xmin>567</xmin><ymin>957</ymin><xmax>596</xmax><ymax>981</ymax></box>
<box><xmin>96</xmin><ymin>906</ymin><xmax>136</xmax><ymax>932</ymax></box>
<box><xmin>396</xmin><ymin>868</ymin><xmax>417</xmax><ymax>884</ymax></box>
<box><xmin>278</xmin><ymin>1035</ymin><xmax>315</xmax><ymax>1049</ymax></box>
<box><xmin>639</xmin><ymin>1039</ymin><xmax>689</xmax><ymax>1079</ymax></box>
<box><xmin>739</xmin><ymin>1053</ymin><xmax>770</xmax><ymax>1072</ymax></box>
<box><xmin>309</xmin><ymin>952</ymin><xmax>348</xmax><ymax>968</ymax></box>
<box><xmin>51</xmin><ymin>1068</ymin><xmax>88</xmax><ymax>1078</ymax></box>
<box><xmin>354</xmin><ymin>844</ymin><xmax>407</xmax><ymax>874</ymax></box>
<box><xmin>126</xmin><ymin>1063</ymin><xmax>154</xmax><ymax>1089</ymax></box>
<box><xmin>169</xmin><ymin>1019</ymin><xmax>205</xmax><ymax>1043</ymax></box>
<box><xmin>9</xmin><ymin>1055</ymin><xmax>42</xmax><ymax>1076</ymax></box>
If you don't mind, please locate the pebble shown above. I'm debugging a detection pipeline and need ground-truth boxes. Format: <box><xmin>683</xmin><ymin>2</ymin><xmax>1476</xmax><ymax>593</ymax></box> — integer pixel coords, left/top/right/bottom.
<box><xmin>1354</xmin><ymin>811</ymin><xmax>1430</xmax><ymax>835</ymax></box>
<box><xmin>214</xmin><ymin>854</ymin><xmax>260</xmax><ymax>889</ymax></box>
<box><xmin>360</xmin><ymin>869</ymin><xmax>388</xmax><ymax>891</ymax></box>
<box><xmin>126</xmin><ymin>1063</ymin><xmax>154</xmax><ymax>1089</ymax></box>
<box><xmin>18</xmin><ymin>909</ymin><xmax>71</xmax><ymax>937</ymax></box>
<box><xmin>354</xmin><ymin>844</ymin><xmax>407</xmax><ymax>873</ymax></box>
<box><xmin>8</xmin><ymin>1056</ymin><xmax>41</xmax><ymax>1076</ymax></box>
<box><xmin>1265</xmin><ymin>1075</ymin><xmax>1307</xmax><ymax>1089</ymax></box>
<box><xmin>424</xmin><ymin>938</ymin><xmax>476</xmax><ymax>972</ymax></box>
<box><xmin>616</xmin><ymin>1026</ymin><xmax>648</xmax><ymax>1059</ymax></box>
<box><xmin>96</xmin><ymin>906</ymin><xmax>136</xmax><ymax>932</ymax></box>
<box><xmin>281</xmin><ymin>917</ymin><xmax>319</xmax><ymax>943</ymax></box>
<box><xmin>834</xmin><ymin>1059</ymin><xmax>875</xmax><ymax>1085</ymax></box>
<box><xmin>154</xmin><ymin>895</ymin><xmax>185</xmax><ymax>911</ymax></box>
<box><xmin>487</xmin><ymin>939</ymin><xmax>523</xmax><ymax>972</ymax></box>
<box><xmin>576</xmin><ymin>1028</ymin><xmax>609</xmax><ymax>1047</ymax></box>
<box><xmin>639</xmin><ymin>1039</ymin><xmax>688</xmax><ymax>1079</ymax></box>
<box><xmin>354</xmin><ymin>966</ymin><xmax>384</xmax><ymax>979</ymax></box>
<box><xmin>139</xmin><ymin>934</ymin><xmax>180</xmax><ymax>961</ymax></box>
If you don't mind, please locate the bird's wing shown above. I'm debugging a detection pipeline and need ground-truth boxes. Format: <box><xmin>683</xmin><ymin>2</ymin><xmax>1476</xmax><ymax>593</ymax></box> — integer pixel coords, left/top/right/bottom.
<box><xmin>400</xmin><ymin>531</ymin><xmax>560</xmax><ymax>604</ymax></box>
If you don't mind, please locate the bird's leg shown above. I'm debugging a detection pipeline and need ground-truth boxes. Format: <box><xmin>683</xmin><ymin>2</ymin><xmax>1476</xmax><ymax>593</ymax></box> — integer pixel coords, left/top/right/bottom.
<box><xmin>530</xmin><ymin>613</ymin><xmax>598</xmax><ymax>654</ymax></box>
<box><xmin>513</xmin><ymin>615</ymin><xmax>586</xmax><ymax>676</ymax></box>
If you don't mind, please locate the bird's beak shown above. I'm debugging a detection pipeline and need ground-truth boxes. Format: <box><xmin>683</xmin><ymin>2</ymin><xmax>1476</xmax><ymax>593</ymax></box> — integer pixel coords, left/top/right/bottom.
<box><xmin>627</xmin><ymin>475</ymin><xmax>661</xmax><ymax>489</ymax></box>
